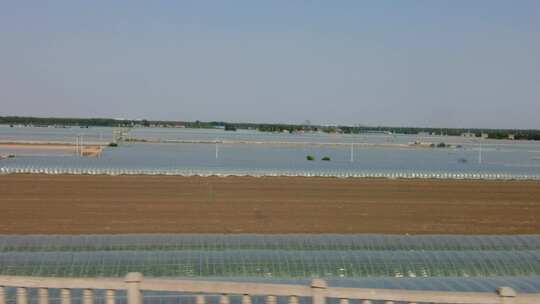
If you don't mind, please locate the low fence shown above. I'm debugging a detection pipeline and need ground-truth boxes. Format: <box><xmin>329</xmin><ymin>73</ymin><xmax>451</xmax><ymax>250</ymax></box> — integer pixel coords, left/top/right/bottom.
<box><xmin>0</xmin><ymin>273</ymin><xmax>539</xmax><ymax>304</ymax></box>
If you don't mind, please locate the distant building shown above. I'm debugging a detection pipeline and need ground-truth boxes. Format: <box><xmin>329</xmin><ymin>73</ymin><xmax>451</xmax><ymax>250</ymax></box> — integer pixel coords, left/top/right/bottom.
<box><xmin>461</xmin><ymin>132</ymin><xmax>476</xmax><ymax>138</ymax></box>
<box><xmin>481</xmin><ymin>133</ymin><xmax>489</xmax><ymax>139</ymax></box>
<box><xmin>508</xmin><ymin>134</ymin><xmax>515</xmax><ymax>140</ymax></box>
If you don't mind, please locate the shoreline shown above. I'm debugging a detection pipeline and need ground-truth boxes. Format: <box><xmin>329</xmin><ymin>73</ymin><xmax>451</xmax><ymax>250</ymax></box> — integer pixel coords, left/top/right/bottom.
<box><xmin>0</xmin><ymin>141</ymin><xmax>104</xmax><ymax>148</ymax></box>
<box><xmin>0</xmin><ymin>142</ymin><xmax>103</xmax><ymax>156</ymax></box>
<box><xmin>1</xmin><ymin>174</ymin><xmax>539</xmax><ymax>235</ymax></box>
<box><xmin>129</xmin><ymin>138</ymin><xmax>452</xmax><ymax>149</ymax></box>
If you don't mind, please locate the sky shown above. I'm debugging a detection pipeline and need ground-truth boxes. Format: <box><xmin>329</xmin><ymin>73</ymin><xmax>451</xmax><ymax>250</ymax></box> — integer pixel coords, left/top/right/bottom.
<box><xmin>1</xmin><ymin>1</ymin><xmax>539</xmax><ymax>129</ymax></box>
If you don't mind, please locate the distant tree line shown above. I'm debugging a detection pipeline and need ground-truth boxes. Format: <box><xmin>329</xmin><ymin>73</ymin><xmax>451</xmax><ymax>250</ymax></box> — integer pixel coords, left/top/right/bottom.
<box><xmin>0</xmin><ymin>116</ymin><xmax>127</xmax><ymax>127</ymax></box>
<box><xmin>2</xmin><ymin>116</ymin><xmax>540</xmax><ymax>140</ymax></box>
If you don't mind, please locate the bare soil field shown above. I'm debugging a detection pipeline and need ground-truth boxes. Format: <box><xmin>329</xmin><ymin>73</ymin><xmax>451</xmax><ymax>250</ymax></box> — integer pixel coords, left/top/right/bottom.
<box><xmin>0</xmin><ymin>174</ymin><xmax>539</xmax><ymax>234</ymax></box>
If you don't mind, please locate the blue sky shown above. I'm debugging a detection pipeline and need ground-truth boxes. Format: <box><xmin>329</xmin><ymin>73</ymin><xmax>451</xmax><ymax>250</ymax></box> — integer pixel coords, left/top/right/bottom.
<box><xmin>1</xmin><ymin>1</ymin><xmax>539</xmax><ymax>128</ymax></box>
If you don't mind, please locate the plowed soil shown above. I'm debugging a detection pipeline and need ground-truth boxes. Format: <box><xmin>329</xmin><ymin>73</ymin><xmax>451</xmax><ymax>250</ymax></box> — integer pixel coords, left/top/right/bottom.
<box><xmin>1</xmin><ymin>174</ymin><xmax>539</xmax><ymax>234</ymax></box>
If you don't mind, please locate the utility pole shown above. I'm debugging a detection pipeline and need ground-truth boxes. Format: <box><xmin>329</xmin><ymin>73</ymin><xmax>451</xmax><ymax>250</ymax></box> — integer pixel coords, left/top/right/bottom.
<box><xmin>75</xmin><ymin>134</ymin><xmax>84</xmax><ymax>156</ymax></box>
<box><xmin>75</xmin><ymin>136</ymin><xmax>79</xmax><ymax>156</ymax></box>
<box><xmin>478</xmin><ymin>139</ymin><xmax>482</xmax><ymax>164</ymax></box>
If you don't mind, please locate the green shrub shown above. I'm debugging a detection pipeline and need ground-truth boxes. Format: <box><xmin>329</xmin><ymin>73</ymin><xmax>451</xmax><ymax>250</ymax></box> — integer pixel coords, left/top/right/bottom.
<box><xmin>306</xmin><ymin>155</ymin><xmax>315</xmax><ymax>161</ymax></box>
<box><xmin>321</xmin><ymin>156</ymin><xmax>331</xmax><ymax>161</ymax></box>
<box><xmin>108</xmin><ymin>142</ymin><xmax>118</xmax><ymax>147</ymax></box>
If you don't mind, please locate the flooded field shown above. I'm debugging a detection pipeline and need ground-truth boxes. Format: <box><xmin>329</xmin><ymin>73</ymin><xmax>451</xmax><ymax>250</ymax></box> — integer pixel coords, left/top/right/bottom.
<box><xmin>2</xmin><ymin>126</ymin><xmax>540</xmax><ymax>179</ymax></box>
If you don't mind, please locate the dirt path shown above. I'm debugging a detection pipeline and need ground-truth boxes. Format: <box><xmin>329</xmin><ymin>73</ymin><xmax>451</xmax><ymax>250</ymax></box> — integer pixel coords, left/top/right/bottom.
<box><xmin>0</xmin><ymin>174</ymin><xmax>539</xmax><ymax>234</ymax></box>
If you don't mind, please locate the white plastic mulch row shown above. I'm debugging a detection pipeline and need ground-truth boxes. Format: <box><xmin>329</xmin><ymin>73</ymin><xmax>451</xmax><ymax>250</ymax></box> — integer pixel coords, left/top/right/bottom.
<box><xmin>1</xmin><ymin>166</ymin><xmax>539</xmax><ymax>180</ymax></box>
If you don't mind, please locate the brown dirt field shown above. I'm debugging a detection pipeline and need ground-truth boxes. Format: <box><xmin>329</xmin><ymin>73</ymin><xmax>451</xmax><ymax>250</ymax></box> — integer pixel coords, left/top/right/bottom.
<box><xmin>0</xmin><ymin>174</ymin><xmax>539</xmax><ymax>234</ymax></box>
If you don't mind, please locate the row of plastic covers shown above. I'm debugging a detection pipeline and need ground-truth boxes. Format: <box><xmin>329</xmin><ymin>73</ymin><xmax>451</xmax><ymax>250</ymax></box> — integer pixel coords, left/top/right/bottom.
<box><xmin>2</xmin><ymin>249</ymin><xmax>540</xmax><ymax>278</ymax></box>
<box><xmin>1</xmin><ymin>166</ymin><xmax>539</xmax><ymax>180</ymax></box>
<box><xmin>1</xmin><ymin>235</ymin><xmax>539</xmax><ymax>278</ymax></box>
<box><xmin>1</xmin><ymin>234</ymin><xmax>539</xmax><ymax>252</ymax></box>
